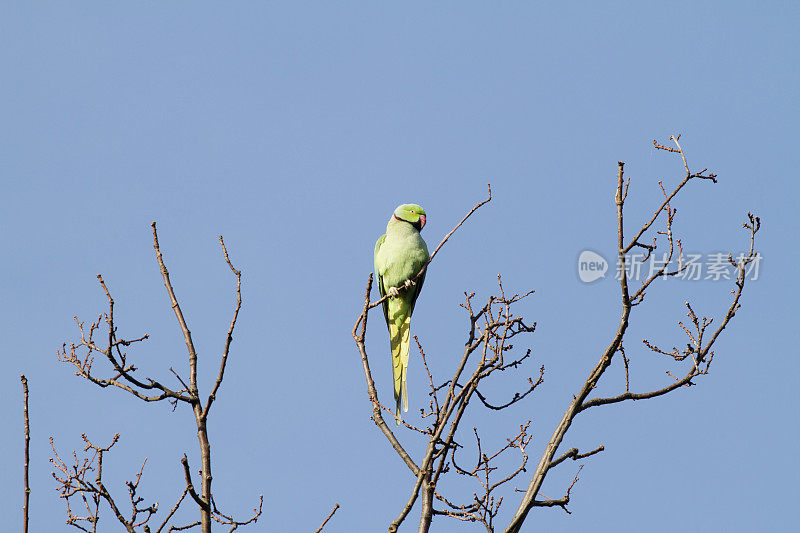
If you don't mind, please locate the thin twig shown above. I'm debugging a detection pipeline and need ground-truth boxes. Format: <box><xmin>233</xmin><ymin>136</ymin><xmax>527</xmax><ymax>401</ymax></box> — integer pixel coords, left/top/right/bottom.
<box><xmin>202</xmin><ymin>235</ymin><xmax>242</xmax><ymax>419</ymax></box>
<box><xmin>548</xmin><ymin>445</ymin><xmax>605</xmax><ymax>470</ymax></box>
<box><xmin>313</xmin><ymin>503</ymin><xmax>340</xmax><ymax>533</ymax></box>
<box><xmin>151</xmin><ymin>222</ymin><xmax>200</xmax><ymax>397</ymax></box>
<box><xmin>154</xmin><ymin>487</ymin><xmax>190</xmax><ymax>533</ymax></box>
<box><xmin>21</xmin><ymin>375</ymin><xmax>30</xmax><ymax>533</ymax></box>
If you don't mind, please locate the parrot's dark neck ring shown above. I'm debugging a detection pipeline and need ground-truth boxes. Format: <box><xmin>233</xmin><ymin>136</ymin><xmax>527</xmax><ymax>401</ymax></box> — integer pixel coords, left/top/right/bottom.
<box><xmin>394</xmin><ymin>214</ymin><xmax>423</xmax><ymax>231</ymax></box>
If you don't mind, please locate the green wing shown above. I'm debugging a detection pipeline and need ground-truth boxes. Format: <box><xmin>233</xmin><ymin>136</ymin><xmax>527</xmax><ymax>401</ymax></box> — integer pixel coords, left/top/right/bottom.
<box><xmin>407</xmin><ymin>265</ymin><xmax>426</xmax><ymax>317</ymax></box>
<box><xmin>374</xmin><ymin>234</ymin><xmax>390</xmax><ymax>326</ymax></box>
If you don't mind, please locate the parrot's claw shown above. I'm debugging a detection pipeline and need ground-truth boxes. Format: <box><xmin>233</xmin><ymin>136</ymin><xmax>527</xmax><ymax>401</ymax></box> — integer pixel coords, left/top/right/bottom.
<box><xmin>403</xmin><ymin>279</ymin><xmax>416</xmax><ymax>289</ymax></box>
<box><xmin>387</xmin><ymin>287</ymin><xmax>400</xmax><ymax>298</ymax></box>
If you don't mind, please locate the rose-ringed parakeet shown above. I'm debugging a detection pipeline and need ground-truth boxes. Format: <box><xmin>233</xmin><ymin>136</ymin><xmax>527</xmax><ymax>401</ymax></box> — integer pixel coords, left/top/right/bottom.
<box><xmin>374</xmin><ymin>204</ymin><xmax>430</xmax><ymax>425</ymax></box>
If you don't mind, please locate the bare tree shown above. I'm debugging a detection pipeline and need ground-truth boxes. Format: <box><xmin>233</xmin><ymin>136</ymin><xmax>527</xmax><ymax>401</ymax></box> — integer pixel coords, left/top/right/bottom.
<box><xmin>353</xmin><ymin>136</ymin><xmax>761</xmax><ymax>532</ymax></box>
<box><xmin>52</xmin><ymin>224</ymin><xmax>263</xmax><ymax>533</ymax></box>
<box><xmin>32</xmin><ymin>135</ymin><xmax>759</xmax><ymax>532</ymax></box>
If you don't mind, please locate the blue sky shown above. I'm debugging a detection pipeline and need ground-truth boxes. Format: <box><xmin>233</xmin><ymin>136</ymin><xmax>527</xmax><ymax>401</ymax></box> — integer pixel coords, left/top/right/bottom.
<box><xmin>1</xmin><ymin>2</ymin><xmax>797</xmax><ymax>531</ymax></box>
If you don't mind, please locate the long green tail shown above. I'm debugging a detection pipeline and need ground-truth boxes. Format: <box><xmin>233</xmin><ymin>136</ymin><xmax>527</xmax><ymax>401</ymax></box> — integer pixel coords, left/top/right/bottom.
<box><xmin>389</xmin><ymin>315</ymin><xmax>411</xmax><ymax>425</ymax></box>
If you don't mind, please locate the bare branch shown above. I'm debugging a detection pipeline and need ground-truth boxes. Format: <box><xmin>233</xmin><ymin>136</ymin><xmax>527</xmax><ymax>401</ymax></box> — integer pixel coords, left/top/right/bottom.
<box><xmin>313</xmin><ymin>504</ymin><xmax>340</xmax><ymax>533</ymax></box>
<box><xmin>181</xmin><ymin>455</ymin><xmax>209</xmax><ymax>511</ymax></box>
<box><xmin>439</xmin><ymin>421</ymin><xmax>533</xmax><ymax>530</ymax></box>
<box><xmin>202</xmin><ymin>235</ymin><xmax>242</xmax><ymax>419</ymax></box>
<box><xmin>151</xmin><ymin>222</ymin><xmax>200</xmax><ymax>397</ymax></box>
<box><xmin>548</xmin><ymin>445</ymin><xmax>605</xmax><ymax>470</ymax></box>
<box><xmin>505</xmin><ymin>137</ymin><xmax>758</xmax><ymax>533</ymax></box>
<box><xmin>57</xmin><ymin>276</ymin><xmax>192</xmax><ymax>405</ymax></box>
<box><xmin>624</xmin><ymin>136</ymin><xmax>717</xmax><ymax>256</ymax></box>
<box><xmin>153</xmin><ymin>487</ymin><xmax>190</xmax><ymax>533</ymax></box>
<box><xmin>209</xmin><ymin>493</ymin><xmax>263</xmax><ymax>531</ymax></box>
<box><xmin>474</xmin><ymin>365</ymin><xmax>544</xmax><ymax>411</ymax></box>
<box><xmin>57</xmin><ymin>225</ymin><xmax>260</xmax><ymax>533</ymax></box>
<box><xmin>21</xmin><ymin>375</ymin><xmax>30</xmax><ymax>533</ymax></box>
<box><xmin>50</xmin><ymin>433</ymin><xmax>159</xmax><ymax>533</ymax></box>
<box><xmin>530</xmin><ymin>465</ymin><xmax>584</xmax><ymax>515</ymax></box>
<box><xmin>416</xmin><ymin>336</ymin><xmax>441</xmax><ymax>420</ymax></box>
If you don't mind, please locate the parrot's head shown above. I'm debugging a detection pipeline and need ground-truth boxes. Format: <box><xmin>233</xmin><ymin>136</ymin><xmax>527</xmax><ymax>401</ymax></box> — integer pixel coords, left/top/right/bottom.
<box><xmin>393</xmin><ymin>204</ymin><xmax>427</xmax><ymax>231</ymax></box>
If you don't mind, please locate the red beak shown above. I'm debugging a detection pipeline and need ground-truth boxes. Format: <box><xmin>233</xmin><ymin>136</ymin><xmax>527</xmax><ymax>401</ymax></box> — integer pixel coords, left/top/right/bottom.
<box><xmin>419</xmin><ymin>215</ymin><xmax>426</xmax><ymax>229</ymax></box>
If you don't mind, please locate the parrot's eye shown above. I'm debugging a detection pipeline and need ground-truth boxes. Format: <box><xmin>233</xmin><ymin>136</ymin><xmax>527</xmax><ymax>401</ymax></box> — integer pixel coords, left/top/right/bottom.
<box><xmin>410</xmin><ymin>210</ymin><xmax>415</xmax><ymax>213</ymax></box>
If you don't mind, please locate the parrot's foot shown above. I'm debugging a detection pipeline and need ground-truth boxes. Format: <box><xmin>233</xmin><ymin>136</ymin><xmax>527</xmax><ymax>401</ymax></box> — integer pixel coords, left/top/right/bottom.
<box><xmin>403</xmin><ymin>279</ymin><xmax>416</xmax><ymax>289</ymax></box>
<box><xmin>387</xmin><ymin>286</ymin><xmax>400</xmax><ymax>298</ymax></box>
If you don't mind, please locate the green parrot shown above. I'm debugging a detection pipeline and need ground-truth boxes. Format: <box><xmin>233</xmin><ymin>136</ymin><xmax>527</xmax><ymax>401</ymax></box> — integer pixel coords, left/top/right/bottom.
<box><xmin>374</xmin><ymin>203</ymin><xmax>430</xmax><ymax>425</ymax></box>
